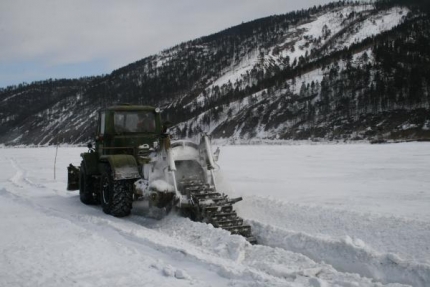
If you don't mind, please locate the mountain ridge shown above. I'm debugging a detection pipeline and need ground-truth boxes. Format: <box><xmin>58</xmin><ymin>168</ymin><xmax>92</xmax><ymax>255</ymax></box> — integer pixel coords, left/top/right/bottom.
<box><xmin>1</xmin><ymin>0</ymin><xmax>429</xmax><ymax>145</ymax></box>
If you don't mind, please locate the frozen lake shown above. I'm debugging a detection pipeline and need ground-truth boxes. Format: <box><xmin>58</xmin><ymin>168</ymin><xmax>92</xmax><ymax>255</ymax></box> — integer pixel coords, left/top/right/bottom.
<box><xmin>219</xmin><ymin>142</ymin><xmax>430</xmax><ymax>221</ymax></box>
<box><xmin>0</xmin><ymin>142</ymin><xmax>429</xmax><ymax>287</ymax></box>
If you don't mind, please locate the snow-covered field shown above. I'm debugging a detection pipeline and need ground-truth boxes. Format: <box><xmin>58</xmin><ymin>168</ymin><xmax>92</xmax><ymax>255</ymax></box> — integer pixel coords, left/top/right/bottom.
<box><xmin>1</xmin><ymin>143</ymin><xmax>429</xmax><ymax>287</ymax></box>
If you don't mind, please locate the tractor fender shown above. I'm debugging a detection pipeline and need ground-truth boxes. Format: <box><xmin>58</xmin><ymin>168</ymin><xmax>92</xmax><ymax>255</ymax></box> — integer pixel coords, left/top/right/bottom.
<box><xmin>100</xmin><ymin>155</ymin><xmax>141</xmax><ymax>180</ymax></box>
<box><xmin>80</xmin><ymin>152</ymin><xmax>99</xmax><ymax>175</ymax></box>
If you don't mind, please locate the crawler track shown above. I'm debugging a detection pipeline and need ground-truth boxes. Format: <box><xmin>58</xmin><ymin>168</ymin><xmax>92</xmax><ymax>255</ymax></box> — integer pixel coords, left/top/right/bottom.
<box><xmin>180</xmin><ymin>178</ymin><xmax>257</xmax><ymax>244</ymax></box>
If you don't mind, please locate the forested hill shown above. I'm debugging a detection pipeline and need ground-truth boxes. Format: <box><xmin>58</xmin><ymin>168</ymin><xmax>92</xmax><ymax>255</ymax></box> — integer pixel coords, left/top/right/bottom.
<box><xmin>1</xmin><ymin>0</ymin><xmax>429</xmax><ymax>145</ymax></box>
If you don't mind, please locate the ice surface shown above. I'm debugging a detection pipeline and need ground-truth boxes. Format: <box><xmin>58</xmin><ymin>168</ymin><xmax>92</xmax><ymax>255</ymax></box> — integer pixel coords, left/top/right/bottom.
<box><xmin>0</xmin><ymin>143</ymin><xmax>429</xmax><ymax>286</ymax></box>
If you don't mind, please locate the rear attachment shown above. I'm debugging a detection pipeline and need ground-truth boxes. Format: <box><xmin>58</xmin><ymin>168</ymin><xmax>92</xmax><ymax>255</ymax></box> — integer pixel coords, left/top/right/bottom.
<box><xmin>180</xmin><ymin>178</ymin><xmax>257</xmax><ymax>244</ymax></box>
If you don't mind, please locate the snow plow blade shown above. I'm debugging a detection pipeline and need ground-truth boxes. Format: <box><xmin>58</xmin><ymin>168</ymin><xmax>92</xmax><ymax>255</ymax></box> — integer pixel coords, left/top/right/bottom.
<box><xmin>67</xmin><ymin>164</ymin><xmax>80</xmax><ymax>191</ymax></box>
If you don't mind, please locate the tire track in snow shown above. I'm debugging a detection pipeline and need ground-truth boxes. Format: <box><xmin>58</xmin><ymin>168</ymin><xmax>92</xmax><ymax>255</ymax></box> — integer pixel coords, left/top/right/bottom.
<box><xmin>8</xmin><ymin>157</ymin><xmax>25</xmax><ymax>188</ymax></box>
<box><xmin>0</xmin><ymin>188</ymin><xmax>291</xmax><ymax>286</ymax></box>
<box><xmin>0</xmin><ymin>155</ymin><xmax>412</xmax><ymax>286</ymax></box>
<box><xmin>0</xmin><ymin>189</ymin><xmax>205</xmax><ymax>287</ymax></box>
<box><xmin>0</xmin><ymin>154</ymin><xmax>415</xmax><ymax>286</ymax></box>
<box><xmin>0</xmin><ymin>188</ymin><xmax>408</xmax><ymax>287</ymax></box>
<box><xmin>8</xmin><ymin>157</ymin><xmax>46</xmax><ymax>189</ymax></box>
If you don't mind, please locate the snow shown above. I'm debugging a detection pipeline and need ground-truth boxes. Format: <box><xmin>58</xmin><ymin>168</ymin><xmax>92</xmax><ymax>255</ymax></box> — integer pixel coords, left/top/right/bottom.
<box><xmin>291</xmin><ymin>68</ymin><xmax>324</xmax><ymax>94</ymax></box>
<box><xmin>209</xmin><ymin>49</ymin><xmax>260</xmax><ymax>89</ymax></box>
<box><xmin>171</xmin><ymin>142</ymin><xmax>200</xmax><ymax>161</ymax></box>
<box><xmin>184</xmin><ymin>4</ymin><xmax>407</xmax><ymax>123</ymax></box>
<box><xmin>1</xmin><ymin>143</ymin><xmax>429</xmax><ymax>286</ymax></box>
<box><xmin>401</xmin><ymin>123</ymin><xmax>418</xmax><ymax>130</ymax></box>
<box><xmin>217</xmin><ymin>142</ymin><xmax>430</xmax><ymax>287</ymax></box>
<box><xmin>218</xmin><ymin>143</ymin><xmax>430</xmax><ymax>221</ymax></box>
<box><xmin>275</xmin><ymin>5</ymin><xmax>374</xmax><ymax>64</ymax></box>
<box><xmin>150</xmin><ymin>179</ymin><xmax>175</xmax><ymax>192</ymax></box>
<box><xmin>114</xmin><ymin>165</ymin><xmax>140</xmax><ymax>179</ymax></box>
<box><xmin>179</xmin><ymin>4</ymin><xmax>408</xmax><ymax>130</ymax></box>
<box><xmin>343</xmin><ymin>7</ymin><xmax>407</xmax><ymax>48</ymax></box>
<box><xmin>191</xmin><ymin>49</ymin><xmax>260</xmax><ymax>107</ymax></box>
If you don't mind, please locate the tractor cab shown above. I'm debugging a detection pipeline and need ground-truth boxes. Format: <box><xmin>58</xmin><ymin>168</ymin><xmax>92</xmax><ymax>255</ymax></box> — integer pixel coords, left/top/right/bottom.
<box><xmin>95</xmin><ymin>105</ymin><xmax>163</xmax><ymax>157</ymax></box>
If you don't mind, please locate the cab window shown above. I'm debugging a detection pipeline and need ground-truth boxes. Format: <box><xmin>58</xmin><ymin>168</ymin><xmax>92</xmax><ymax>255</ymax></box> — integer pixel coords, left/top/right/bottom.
<box><xmin>114</xmin><ymin>111</ymin><xmax>155</xmax><ymax>133</ymax></box>
<box><xmin>100</xmin><ymin>112</ymin><xmax>106</xmax><ymax>134</ymax></box>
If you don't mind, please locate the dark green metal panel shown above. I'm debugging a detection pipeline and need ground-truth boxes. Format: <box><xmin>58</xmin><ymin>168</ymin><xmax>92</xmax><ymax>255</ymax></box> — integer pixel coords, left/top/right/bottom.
<box><xmin>95</xmin><ymin>105</ymin><xmax>163</xmax><ymax>157</ymax></box>
<box><xmin>81</xmin><ymin>152</ymin><xmax>99</xmax><ymax>175</ymax></box>
<box><xmin>86</xmin><ymin>105</ymin><xmax>164</xmax><ymax>179</ymax></box>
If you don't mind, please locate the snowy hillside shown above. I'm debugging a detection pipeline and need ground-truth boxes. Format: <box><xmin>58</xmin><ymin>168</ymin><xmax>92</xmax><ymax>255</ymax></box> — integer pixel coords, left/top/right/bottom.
<box><xmin>1</xmin><ymin>1</ymin><xmax>430</xmax><ymax>145</ymax></box>
<box><xmin>1</xmin><ymin>142</ymin><xmax>429</xmax><ymax>286</ymax></box>
<box><xmin>192</xmin><ymin>5</ymin><xmax>404</xmax><ymax>98</ymax></box>
<box><xmin>173</xmin><ymin>4</ymin><xmax>415</xmax><ymax>141</ymax></box>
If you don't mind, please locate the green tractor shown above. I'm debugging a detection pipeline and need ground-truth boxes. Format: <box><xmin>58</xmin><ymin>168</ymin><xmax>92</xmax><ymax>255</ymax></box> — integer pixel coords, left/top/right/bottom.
<box><xmin>67</xmin><ymin>105</ymin><xmax>256</xmax><ymax>243</ymax></box>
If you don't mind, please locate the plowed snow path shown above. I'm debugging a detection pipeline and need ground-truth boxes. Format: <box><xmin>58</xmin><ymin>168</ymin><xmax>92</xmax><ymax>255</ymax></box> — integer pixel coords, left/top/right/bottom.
<box><xmin>218</xmin><ymin>143</ymin><xmax>430</xmax><ymax>286</ymax></box>
<box><xmin>0</xmin><ymin>144</ymin><xmax>429</xmax><ymax>286</ymax></box>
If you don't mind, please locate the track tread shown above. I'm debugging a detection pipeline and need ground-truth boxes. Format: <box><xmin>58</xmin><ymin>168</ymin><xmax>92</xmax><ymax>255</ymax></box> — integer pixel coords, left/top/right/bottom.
<box><xmin>182</xmin><ymin>180</ymin><xmax>257</xmax><ymax>244</ymax></box>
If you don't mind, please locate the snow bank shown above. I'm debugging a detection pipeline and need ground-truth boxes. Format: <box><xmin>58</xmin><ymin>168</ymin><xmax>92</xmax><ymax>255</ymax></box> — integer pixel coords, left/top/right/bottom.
<box><xmin>250</xmin><ymin>220</ymin><xmax>430</xmax><ymax>287</ymax></box>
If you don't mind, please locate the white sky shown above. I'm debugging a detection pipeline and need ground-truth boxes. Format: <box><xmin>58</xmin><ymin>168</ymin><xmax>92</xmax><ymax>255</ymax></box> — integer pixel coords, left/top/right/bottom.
<box><xmin>0</xmin><ymin>0</ymin><xmax>337</xmax><ymax>88</ymax></box>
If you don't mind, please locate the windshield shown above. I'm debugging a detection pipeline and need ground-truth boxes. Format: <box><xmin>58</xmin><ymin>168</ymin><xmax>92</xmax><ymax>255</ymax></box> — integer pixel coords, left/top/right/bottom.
<box><xmin>114</xmin><ymin>111</ymin><xmax>156</xmax><ymax>133</ymax></box>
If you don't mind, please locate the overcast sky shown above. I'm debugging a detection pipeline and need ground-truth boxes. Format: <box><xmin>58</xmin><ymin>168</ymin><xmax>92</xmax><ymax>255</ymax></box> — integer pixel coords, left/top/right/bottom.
<box><xmin>0</xmin><ymin>0</ymin><xmax>337</xmax><ymax>88</ymax></box>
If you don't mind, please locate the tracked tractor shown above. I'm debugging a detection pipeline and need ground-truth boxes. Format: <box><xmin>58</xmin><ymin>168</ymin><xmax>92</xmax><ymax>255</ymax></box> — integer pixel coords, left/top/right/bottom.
<box><xmin>67</xmin><ymin>105</ymin><xmax>256</xmax><ymax>244</ymax></box>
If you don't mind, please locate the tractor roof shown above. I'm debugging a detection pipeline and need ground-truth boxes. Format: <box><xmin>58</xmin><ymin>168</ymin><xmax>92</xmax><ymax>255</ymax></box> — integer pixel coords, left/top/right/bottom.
<box><xmin>104</xmin><ymin>105</ymin><xmax>157</xmax><ymax>112</ymax></box>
